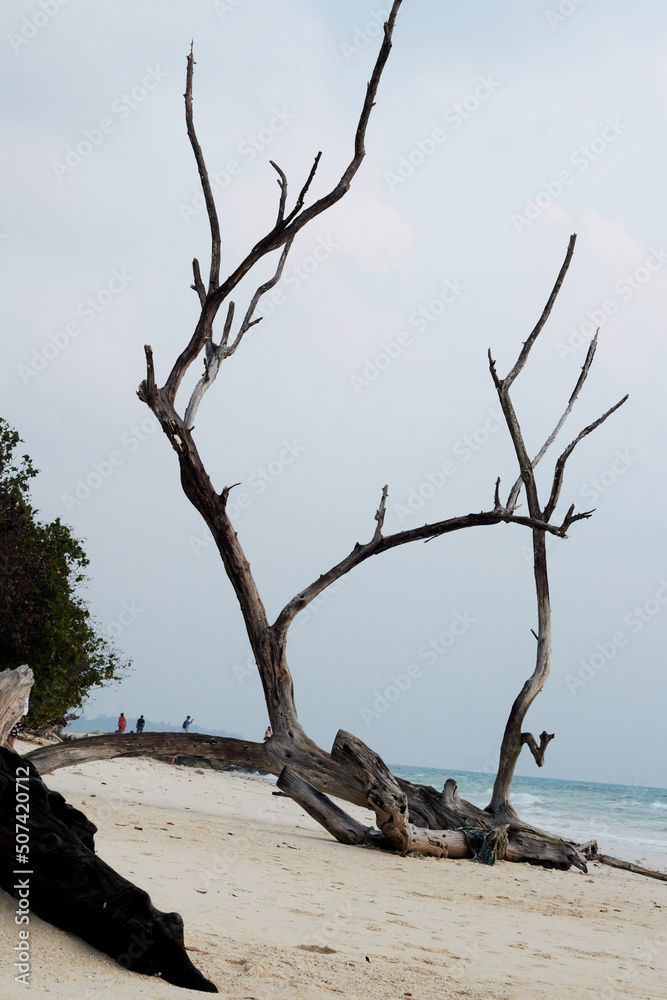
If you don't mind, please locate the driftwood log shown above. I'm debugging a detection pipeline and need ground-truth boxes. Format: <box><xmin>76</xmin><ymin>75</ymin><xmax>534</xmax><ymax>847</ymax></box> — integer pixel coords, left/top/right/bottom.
<box><xmin>0</xmin><ymin>664</ymin><xmax>33</xmax><ymax>744</ymax></box>
<box><xmin>26</xmin><ymin>730</ymin><xmax>586</xmax><ymax>870</ymax></box>
<box><xmin>0</xmin><ymin>745</ymin><xmax>217</xmax><ymax>991</ymax></box>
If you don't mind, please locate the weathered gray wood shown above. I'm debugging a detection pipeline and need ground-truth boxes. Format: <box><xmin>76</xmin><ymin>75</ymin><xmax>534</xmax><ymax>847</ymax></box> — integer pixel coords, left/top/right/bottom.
<box><xmin>331</xmin><ymin>730</ymin><xmax>473</xmax><ymax>859</ymax></box>
<box><xmin>276</xmin><ymin>766</ymin><xmax>370</xmax><ymax>846</ymax></box>
<box><xmin>487</xmin><ymin>242</ymin><xmax>626</xmax><ymax>823</ymax></box>
<box><xmin>0</xmin><ymin>664</ymin><xmax>33</xmax><ymax>744</ymax></box>
<box><xmin>589</xmin><ymin>852</ymin><xmax>667</xmax><ymax>883</ymax></box>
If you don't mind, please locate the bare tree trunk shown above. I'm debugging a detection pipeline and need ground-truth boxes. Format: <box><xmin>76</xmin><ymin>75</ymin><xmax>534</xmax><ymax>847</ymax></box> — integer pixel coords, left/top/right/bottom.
<box><xmin>489</xmin><ymin>528</ymin><xmax>554</xmax><ymax>819</ymax></box>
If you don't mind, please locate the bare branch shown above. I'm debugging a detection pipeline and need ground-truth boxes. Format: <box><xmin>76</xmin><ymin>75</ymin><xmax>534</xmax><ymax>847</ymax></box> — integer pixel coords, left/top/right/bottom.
<box><xmin>137</xmin><ymin>344</ymin><xmax>158</xmax><ymax>407</ymax></box>
<box><xmin>283</xmin><ymin>151</ymin><xmax>322</xmax><ymax>226</ymax></box>
<box><xmin>493</xmin><ymin>477</ymin><xmax>501</xmax><ymax>510</ymax></box>
<box><xmin>543</xmin><ymin>394</ymin><xmax>629</xmax><ymax>521</ymax></box>
<box><xmin>270</xmin><ymin>160</ymin><xmax>288</xmax><ymax>226</ymax></box>
<box><xmin>520</xmin><ymin>730</ymin><xmax>554</xmax><ymax>767</ymax></box>
<box><xmin>185</xmin><ymin>46</ymin><xmax>221</xmax><ymax>292</ymax></box>
<box><xmin>162</xmin><ymin>2</ymin><xmax>403</xmax><ymax>405</ymax></box>
<box><xmin>229</xmin><ymin>239</ymin><xmax>294</xmax><ymax>354</ymax></box>
<box><xmin>191</xmin><ymin>258</ymin><xmax>206</xmax><ymax>306</ymax></box>
<box><xmin>220</xmin><ymin>482</ymin><xmax>241</xmax><ymax>507</ymax></box>
<box><xmin>273</xmin><ymin>505</ymin><xmax>583</xmax><ymax>638</ymax></box>
<box><xmin>220</xmin><ymin>300</ymin><xmax>235</xmax><ymax>349</ymax></box>
<box><xmin>489</xmin><ymin>237</ymin><xmax>577</xmax><ymax>520</ymax></box>
<box><xmin>502</xmin><ymin>234</ymin><xmax>577</xmax><ymax>394</ymax></box>
<box><xmin>506</xmin><ymin>332</ymin><xmax>599</xmax><ymax>511</ymax></box>
<box><xmin>373</xmin><ymin>484</ymin><xmax>389</xmax><ymax>542</ymax></box>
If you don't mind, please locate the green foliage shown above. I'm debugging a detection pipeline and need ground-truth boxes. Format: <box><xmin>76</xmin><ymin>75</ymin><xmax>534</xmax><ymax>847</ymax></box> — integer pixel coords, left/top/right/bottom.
<box><xmin>0</xmin><ymin>418</ymin><xmax>127</xmax><ymax>724</ymax></box>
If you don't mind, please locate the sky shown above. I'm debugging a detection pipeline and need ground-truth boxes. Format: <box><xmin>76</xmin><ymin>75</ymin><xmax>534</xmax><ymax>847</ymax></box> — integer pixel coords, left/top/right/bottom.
<box><xmin>2</xmin><ymin>0</ymin><xmax>666</xmax><ymax>790</ymax></box>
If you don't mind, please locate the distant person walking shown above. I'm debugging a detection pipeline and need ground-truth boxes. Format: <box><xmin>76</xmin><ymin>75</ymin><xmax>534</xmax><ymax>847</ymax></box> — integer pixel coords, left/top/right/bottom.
<box><xmin>136</xmin><ymin>714</ymin><xmax>145</xmax><ymax>733</ymax></box>
<box><xmin>264</xmin><ymin>726</ymin><xmax>272</xmax><ymax>740</ymax></box>
<box><xmin>117</xmin><ymin>713</ymin><xmax>126</xmax><ymax>734</ymax></box>
<box><xmin>182</xmin><ymin>715</ymin><xmax>193</xmax><ymax>733</ymax></box>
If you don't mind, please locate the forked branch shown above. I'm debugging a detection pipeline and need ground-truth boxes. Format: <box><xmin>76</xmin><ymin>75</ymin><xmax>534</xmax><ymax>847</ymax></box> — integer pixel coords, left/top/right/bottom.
<box><xmin>162</xmin><ymin>1</ymin><xmax>403</xmax><ymax>407</ymax></box>
<box><xmin>521</xmin><ymin>730</ymin><xmax>555</xmax><ymax>767</ymax></box>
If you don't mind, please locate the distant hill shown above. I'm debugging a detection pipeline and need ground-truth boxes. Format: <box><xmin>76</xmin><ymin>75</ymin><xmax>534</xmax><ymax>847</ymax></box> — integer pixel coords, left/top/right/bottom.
<box><xmin>66</xmin><ymin>714</ymin><xmax>242</xmax><ymax>740</ymax></box>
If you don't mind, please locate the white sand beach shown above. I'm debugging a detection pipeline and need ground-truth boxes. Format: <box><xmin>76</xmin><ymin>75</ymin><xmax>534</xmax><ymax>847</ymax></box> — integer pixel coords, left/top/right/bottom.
<box><xmin>1</xmin><ymin>745</ymin><xmax>665</xmax><ymax>999</ymax></box>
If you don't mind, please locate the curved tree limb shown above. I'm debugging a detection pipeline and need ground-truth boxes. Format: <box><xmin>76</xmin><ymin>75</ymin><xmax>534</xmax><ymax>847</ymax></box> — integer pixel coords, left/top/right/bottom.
<box><xmin>543</xmin><ymin>394</ymin><xmax>629</xmax><ymax>521</ymax></box>
<box><xmin>272</xmin><ymin>503</ymin><xmax>586</xmax><ymax>640</ymax></box>
<box><xmin>163</xmin><ymin>1</ymin><xmax>403</xmax><ymax>406</ymax></box>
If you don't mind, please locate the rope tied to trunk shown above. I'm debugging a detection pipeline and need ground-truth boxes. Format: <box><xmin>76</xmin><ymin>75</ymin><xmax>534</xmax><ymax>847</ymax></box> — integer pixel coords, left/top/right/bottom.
<box><xmin>463</xmin><ymin>825</ymin><xmax>509</xmax><ymax>865</ymax></box>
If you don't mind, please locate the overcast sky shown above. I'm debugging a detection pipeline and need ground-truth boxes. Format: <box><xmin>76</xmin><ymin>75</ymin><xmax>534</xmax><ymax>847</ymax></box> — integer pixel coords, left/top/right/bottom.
<box><xmin>2</xmin><ymin>0</ymin><xmax>666</xmax><ymax>790</ymax></box>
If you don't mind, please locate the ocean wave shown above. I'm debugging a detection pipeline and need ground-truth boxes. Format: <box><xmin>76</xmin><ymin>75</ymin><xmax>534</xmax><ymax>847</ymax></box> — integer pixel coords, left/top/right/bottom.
<box><xmin>510</xmin><ymin>792</ymin><xmax>542</xmax><ymax>807</ymax></box>
<box><xmin>650</xmin><ymin>801</ymin><xmax>667</xmax><ymax>811</ymax></box>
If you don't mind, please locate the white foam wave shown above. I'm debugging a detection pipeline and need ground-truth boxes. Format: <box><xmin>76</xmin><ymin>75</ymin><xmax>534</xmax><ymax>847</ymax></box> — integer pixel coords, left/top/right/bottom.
<box><xmin>650</xmin><ymin>801</ymin><xmax>667</xmax><ymax>811</ymax></box>
<box><xmin>511</xmin><ymin>792</ymin><xmax>542</xmax><ymax>807</ymax></box>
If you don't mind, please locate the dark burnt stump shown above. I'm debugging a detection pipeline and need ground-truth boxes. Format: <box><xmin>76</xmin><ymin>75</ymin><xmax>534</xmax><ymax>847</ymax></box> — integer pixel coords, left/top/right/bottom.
<box><xmin>0</xmin><ymin>747</ymin><xmax>217</xmax><ymax>991</ymax></box>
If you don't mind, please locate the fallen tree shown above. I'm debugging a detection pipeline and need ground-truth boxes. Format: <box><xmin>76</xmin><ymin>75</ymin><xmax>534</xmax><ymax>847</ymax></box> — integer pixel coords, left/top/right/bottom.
<box><xmin>23</xmin><ymin>3</ymin><xmax>628</xmax><ymax>873</ymax></box>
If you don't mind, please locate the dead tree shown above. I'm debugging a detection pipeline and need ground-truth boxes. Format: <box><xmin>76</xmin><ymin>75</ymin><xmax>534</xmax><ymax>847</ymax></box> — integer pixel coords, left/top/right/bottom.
<box><xmin>24</xmin><ymin>5</ymin><xmax>628</xmax><ymax>870</ymax></box>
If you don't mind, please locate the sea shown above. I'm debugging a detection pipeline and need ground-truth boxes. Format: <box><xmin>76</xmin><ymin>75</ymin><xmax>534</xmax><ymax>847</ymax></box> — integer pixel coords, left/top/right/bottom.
<box><xmin>389</xmin><ymin>764</ymin><xmax>667</xmax><ymax>869</ymax></box>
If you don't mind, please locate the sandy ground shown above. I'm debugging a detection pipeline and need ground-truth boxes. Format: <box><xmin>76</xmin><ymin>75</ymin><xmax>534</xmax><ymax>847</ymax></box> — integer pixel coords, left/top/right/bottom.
<box><xmin>1</xmin><ymin>743</ymin><xmax>666</xmax><ymax>999</ymax></box>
